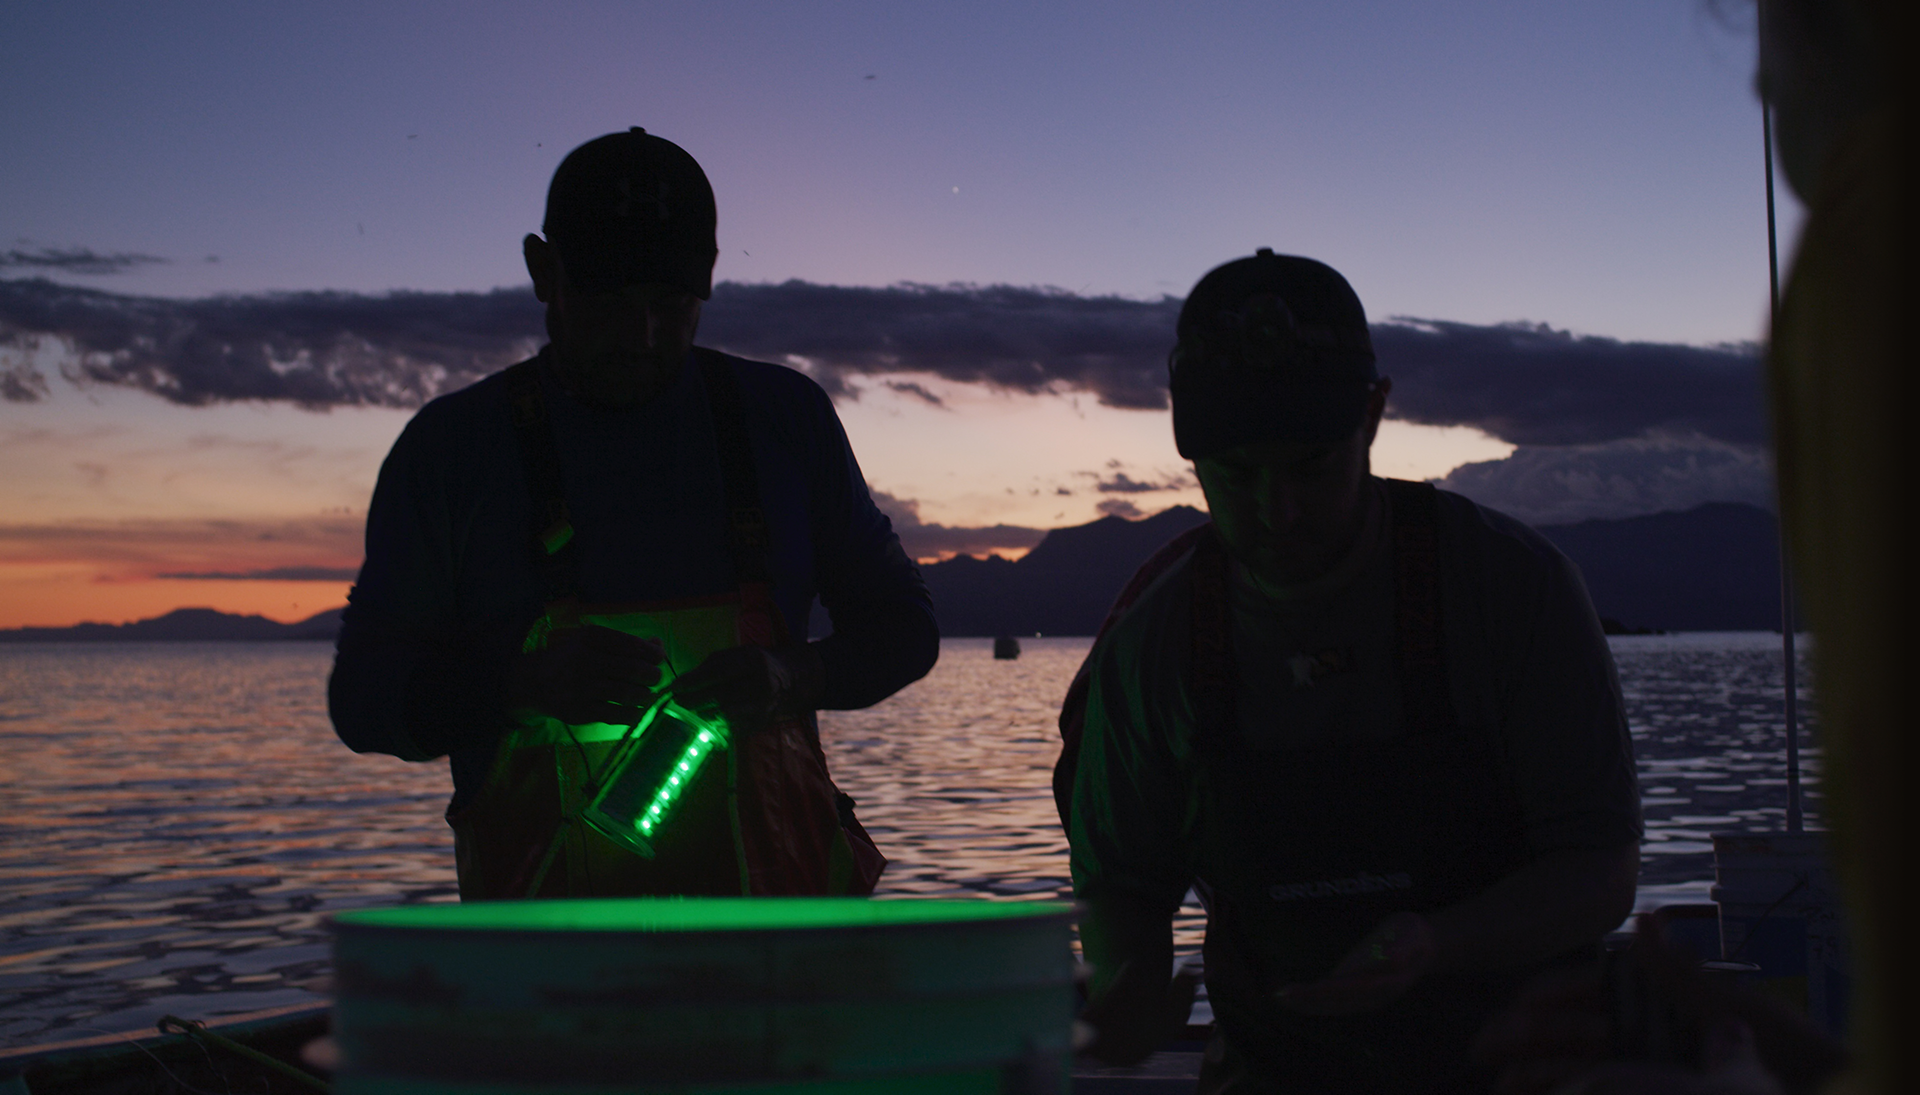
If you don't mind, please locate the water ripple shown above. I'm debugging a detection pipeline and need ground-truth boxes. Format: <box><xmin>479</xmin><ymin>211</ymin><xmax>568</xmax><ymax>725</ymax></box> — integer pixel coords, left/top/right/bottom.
<box><xmin>1</xmin><ymin>633</ymin><xmax>1812</xmax><ymax>1048</ymax></box>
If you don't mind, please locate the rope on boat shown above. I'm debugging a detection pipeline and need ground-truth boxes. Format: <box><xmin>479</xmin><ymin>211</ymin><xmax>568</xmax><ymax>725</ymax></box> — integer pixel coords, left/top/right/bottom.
<box><xmin>156</xmin><ymin>1015</ymin><xmax>331</xmax><ymax>1094</ymax></box>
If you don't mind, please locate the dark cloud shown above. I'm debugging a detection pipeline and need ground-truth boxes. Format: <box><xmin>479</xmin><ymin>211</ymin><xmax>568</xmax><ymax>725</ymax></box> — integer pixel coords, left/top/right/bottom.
<box><xmin>2</xmin><ymin>278</ymin><xmax>1766</xmax><ymax>454</ymax></box>
<box><xmin>710</xmin><ymin>289</ymin><xmax>1766</xmax><ymax>447</ymax></box>
<box><xmin>1</xmin><ymin>247</ymin><xmax>169</xmax><ymax>275</ymax></box>
<box><xmin>1431</xmin><ymin>435</ymin><xmax>1774</xmax><ymax>526</ymax></box>
<box><xmin>701</xmin><ymin>281</ymin><xmax>1179</xmax><ymax>409</ymax></box>
<box><xmin>2</xmin><ymin>358</ymin><xmax>48</xmax><ymax>402</ymax></box>
<box><xmin>0</xmin><ymin>277</ymin><xmax>543</xmax><ymax>408</ymax></box>
<box><xmin>1094</xmin><ymin>471</ymin><xmax>1188</xmax><ymax>494</ymax></box>
<box><xmin>0</xmin><ymin>517</ymin><xmax>362</xmax><ymax>578</ymax></box>
<box><xmin>868</xmin><ymin>489</ymin><xmax>1045</xmax><ymax>561</ymax></box>
<box><xmin>882</xmin><ymin>379</ymin><xmax>946</xmax><ymax>406</ymax></box>
<box><xmin>1096</xmin><ymin>498</ymin><xmax>1146</xmax><ymax>519</ymax></box>
<box><xmin>1375</xmin><ymin>319</ymin><xmax>1765</xmax><ymax>447</ymax></box>
<box><xmin>156</xmin><ymin>565</ymin><xmax>360</xmax><ymax>581</ymax></box>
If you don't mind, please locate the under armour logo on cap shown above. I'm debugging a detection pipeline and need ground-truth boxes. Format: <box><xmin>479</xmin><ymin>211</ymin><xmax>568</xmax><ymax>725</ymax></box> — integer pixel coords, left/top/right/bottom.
<box><xmin>1169</xmin><ymin>250</ymin><xmax>1380</xmax><ymax>457</ymax></box>
<box><xmin>613</xmin><ymin>177</ymin><xmax>673</xmax><ymax>222</ymax></box>
<box><xmin>542</xmin><ymin>127</ymin><xmax>718</xmax><ymax>299</ymax></box>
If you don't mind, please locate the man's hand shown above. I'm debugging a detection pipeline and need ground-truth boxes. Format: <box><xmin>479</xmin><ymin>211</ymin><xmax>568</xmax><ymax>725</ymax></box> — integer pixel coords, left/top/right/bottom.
<box><xmin>1274</xmin><ymin>910</ymin><xmax>1436</xmax><ymax>1016</ymax></box>
<box><xmin>1076</xmin><ymin>894</ymin><xmax>1184</xmax><ymax>1067</ymax></box>
<box><xmin>672</xmin><ymin>643</ymin><xmax>824</xmax><ymax>734</ymax></box>
<box><xmin>509</xmin><ymin>624</ymin><xmax>665</xmax><ymax>726</ymax></box>
<box><xmin>1079</xmin><ymin>959</ymin><xmax>1200</xmax><ymax>1067</ymax></box>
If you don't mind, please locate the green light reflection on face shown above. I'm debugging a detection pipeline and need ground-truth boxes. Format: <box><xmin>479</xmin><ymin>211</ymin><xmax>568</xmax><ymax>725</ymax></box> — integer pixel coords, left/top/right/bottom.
<box><xmin>335</xmin><ymin>898</ymin><xmax>1077</xmax><ymax>933</ymax></box>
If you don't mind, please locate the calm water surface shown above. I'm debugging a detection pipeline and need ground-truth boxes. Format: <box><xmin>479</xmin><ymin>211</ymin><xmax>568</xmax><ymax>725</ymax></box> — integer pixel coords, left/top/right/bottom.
<box><xmin>0</xmin><ymin>634</ymin><xmax>1814</xmax><ymax>1049</ymax></box>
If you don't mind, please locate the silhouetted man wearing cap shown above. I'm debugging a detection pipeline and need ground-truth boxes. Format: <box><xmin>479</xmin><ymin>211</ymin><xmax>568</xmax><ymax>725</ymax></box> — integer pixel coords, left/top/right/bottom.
<box><xmin>1060</xmin><ymin>251</ymin><xmax>1642</xmax><ymax>1092</ymax></box>
<box><xmin>330</xmin><ymin>129</ymin><xmax>936</xmax><ymax>898</ymax></box>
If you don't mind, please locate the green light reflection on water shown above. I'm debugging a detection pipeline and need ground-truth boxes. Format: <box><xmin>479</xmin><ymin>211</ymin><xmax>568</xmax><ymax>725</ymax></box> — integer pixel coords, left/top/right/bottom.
<box><xmin>334</xmin><ymin>897</ymin><xmax>1077</xmax><ymax>933</ymax></box>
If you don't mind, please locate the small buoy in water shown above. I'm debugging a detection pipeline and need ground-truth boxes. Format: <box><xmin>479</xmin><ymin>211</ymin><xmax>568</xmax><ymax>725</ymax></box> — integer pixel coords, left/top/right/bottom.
<box><xmin>993</xmin><ymin>635</ymin><xmax>1021</xmax><ymax>660</ymax></box>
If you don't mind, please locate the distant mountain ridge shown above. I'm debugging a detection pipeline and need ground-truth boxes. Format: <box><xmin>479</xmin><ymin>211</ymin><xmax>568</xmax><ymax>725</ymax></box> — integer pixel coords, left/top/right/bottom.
<box><xmin>1533</xmin><ymin>502</ymin><xmax>1781</xmax><ymax>632</ymax></box>
<box><xmin>920</xmin><ymin>499</ymin><xmax>1780</xmax><ymax>637</ymax></box>
<box><xmin>0</xmin><ymin>606</ymin><xmax>344</xmax><ymax>643</ymax></box>
<box><xmin>2</xmin><ymin>500</ymin><xmax>1782</xmax><ymax>642</ymax></box>
<box><xmin>921</xmin><ymin>506</ymin><xmax>1211</xmax><ymax>638</ymax></box>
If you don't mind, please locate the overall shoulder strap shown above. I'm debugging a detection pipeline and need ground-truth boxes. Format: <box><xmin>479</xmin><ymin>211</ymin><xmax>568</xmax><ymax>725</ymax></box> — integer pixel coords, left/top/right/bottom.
<box><xmin>1188</xmin><ymin>528</ymin><xmax>1236</xmax><ymax>752</ymax></box>
<box><xmin>696</xmin><ymin>348</ymin><xmax>772</xmax><ymax>585</ymax></box>
<box><xmin>504</xmin><ymin>356</ymin><xmax>580</xmax><ymax>603</ymax></box>
<box><xmin>696</xmin><ymin>349</ymin><xmax>785</xmax><ymax>645</ymax></box>
<box><xmin>1385</xmin><ymin>478</ymin><xmax>1458</xmax><ymax>735</ymax></box>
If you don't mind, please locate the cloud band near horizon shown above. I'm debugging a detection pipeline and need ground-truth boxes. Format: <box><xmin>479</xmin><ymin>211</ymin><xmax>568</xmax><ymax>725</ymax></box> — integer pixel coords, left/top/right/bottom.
<box><xmin>0</xmin><ymin>517</ymin><xmax>363</xmax><ymax>579</ymax></box>
<box><xmin>2</xmin><ymin>276</ymin><xmax>1765</xmax><ymax>451</ymax></box>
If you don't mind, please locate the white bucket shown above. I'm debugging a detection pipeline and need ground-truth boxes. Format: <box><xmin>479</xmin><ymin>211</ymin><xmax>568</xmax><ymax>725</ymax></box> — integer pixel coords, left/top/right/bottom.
<box><xmin>329</xmin><ymin>897</ymin><xmax>1079</xmax><ymax>1094</ymax></box>
<box><xmin>1709</xmin><ymin>831</ymin><xmax>1849</xmax><ymax>1035</ymax></box>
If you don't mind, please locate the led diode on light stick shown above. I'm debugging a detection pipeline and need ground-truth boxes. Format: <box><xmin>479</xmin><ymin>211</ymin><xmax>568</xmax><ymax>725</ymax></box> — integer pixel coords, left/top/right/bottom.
<box><xmin>521</xmin><ymin>686</ymin><xmax>733</xmax><ymax>897</ymax></box>
<box><xmin>580</xmin><ymin>692</ymin><xmax>730</xmax><ymax>858</ymax></box>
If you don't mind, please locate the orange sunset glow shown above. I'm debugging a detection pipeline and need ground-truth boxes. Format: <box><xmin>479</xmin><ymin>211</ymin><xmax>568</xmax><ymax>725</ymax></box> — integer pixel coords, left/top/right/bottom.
<box><xmin>0</xmin><ymin>365</ymin><xmax>1525</xmax><ymax>630</ymax></box>
<box><xmin>6</xmin><ymin>577</ymin><xmax>352</xmax><ymax>630</ymax></box>
<box><xmin>0</xmin><ymin>516</ymin><xmax>361</xmax><ymax>628</ymax></box>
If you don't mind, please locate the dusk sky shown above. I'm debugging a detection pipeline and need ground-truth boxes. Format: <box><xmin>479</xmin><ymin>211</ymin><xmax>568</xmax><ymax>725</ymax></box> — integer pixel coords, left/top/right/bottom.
<box><xmin>2</xmin><ymin>1</ymin><xmax>1787</xmax><ymax>628</ymax></box>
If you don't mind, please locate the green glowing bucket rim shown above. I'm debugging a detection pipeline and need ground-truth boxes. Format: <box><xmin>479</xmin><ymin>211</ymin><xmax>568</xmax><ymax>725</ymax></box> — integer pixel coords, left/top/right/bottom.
<box><xmin>330</xmin><ymin>897</ymin><xmax>1080</xmax><ymax>935</ymax></box>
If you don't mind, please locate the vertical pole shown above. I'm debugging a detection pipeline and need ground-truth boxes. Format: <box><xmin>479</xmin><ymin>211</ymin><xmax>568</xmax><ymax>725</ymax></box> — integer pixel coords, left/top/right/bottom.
<box><xmin>1759</xmin><ymin>9</ymin><xmax>1804</xmax><ymax>833</ymax></box>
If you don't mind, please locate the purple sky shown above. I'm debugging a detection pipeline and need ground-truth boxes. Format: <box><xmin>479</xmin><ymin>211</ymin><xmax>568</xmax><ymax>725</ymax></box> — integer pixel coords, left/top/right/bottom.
<box><xmin>5</xmin><ymin>1</ymin><xmax>1787</xmax><ymax>339</ymax></box>
<box><xmin>0</xmin><ymin>1</ymin><xmax>1790</xmax><ymax>625</ymax></box>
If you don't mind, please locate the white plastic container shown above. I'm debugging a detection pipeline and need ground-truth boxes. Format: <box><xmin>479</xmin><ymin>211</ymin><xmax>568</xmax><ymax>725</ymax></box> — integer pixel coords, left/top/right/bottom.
<box><xmin>1709</xmin><ymin>831</ymin><xmax>1849</xmax><ymax>1034</ymax></box>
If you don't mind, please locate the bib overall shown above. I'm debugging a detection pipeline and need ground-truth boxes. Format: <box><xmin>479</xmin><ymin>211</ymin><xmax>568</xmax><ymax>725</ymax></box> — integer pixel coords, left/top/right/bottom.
<box><xmin>1189</xmin><ymin>480</ymin><xmax>1532</xmax><ymax>1094</ymax></box>
<box><xmin>449</xmin><ymin>350</ymin><xmax>886</xmax><ymax>900</ymax></box>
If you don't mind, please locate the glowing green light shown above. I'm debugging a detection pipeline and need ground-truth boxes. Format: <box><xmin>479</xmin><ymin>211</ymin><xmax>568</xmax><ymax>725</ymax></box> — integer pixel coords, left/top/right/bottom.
<box><xmin>579</xmin><ymin>696</ymin><xmax>731</xmax><ymax>859</ymax></box>
<box><xmin>336</xmin><ymin>897</ymin><xmax>1078</xmax><ymax>933</ymax></box>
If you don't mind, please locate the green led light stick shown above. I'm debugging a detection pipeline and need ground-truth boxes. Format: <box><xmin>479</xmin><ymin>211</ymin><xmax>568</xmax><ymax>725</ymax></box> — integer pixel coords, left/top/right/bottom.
<box><xmin>522</xmin><ymin>688</ymin><xmax>730</xmax><ymax>898</ymax></box>
<box><xmin>579</xmin><ymin>693</ymin><xmax>729</xmax><ymax>858</ymax></box>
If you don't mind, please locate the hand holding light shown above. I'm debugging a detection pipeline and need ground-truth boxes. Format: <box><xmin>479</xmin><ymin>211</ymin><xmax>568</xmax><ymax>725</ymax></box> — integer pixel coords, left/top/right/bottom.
<box><xmin>671</xmin><ymin>643</ymin><xmax>824</xmax><ymax>733</ymax></box>
<box><xmin>510</xmin><ymin>623</ymin><xmax>666</xmax><ymax>726</ymax></box>
<box><xmin>1275</xmin><ymin>910</ymin><xmax>1436</xmax><ymax>1016</ymax></box>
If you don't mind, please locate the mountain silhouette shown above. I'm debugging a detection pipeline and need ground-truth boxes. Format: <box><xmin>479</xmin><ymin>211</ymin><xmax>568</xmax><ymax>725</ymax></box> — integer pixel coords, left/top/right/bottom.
<box><xmin>0</xmin><ymin>606</ymin><xmax>344</xmax><ymax>642</ymax></box>
<box><xmin>3</xmin><ymin>501</ymin><xmax>1781</xmax><ymax>642</ymax></box>
<box><xmin>922</xmin><ymin>506</ymin><xmax>1211</xmax><ymax>637</ymax></box>
<box><xmin>920</xmin><ymin>500</ymin><xmax>1781</xmax><ymax>636</ymax></box>
<box><xmin>1534</xmin><ymin>502</ymin><xmax>1781</xmax><ymax>632</ymax></box>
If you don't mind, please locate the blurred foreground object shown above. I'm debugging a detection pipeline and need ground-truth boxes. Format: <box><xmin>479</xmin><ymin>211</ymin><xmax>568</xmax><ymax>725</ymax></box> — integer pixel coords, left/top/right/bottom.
<box><xmin>1759</xmin><ymin>1</ymin><xmax>1914</xmax><ymax>1092</ymax></box>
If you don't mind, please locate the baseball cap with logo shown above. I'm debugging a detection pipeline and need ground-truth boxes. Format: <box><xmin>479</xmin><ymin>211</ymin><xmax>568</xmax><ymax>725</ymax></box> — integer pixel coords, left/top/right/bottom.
<box><xmin>1169</xmin><ymin>249</ymin><xmax>1380</xmax><ymax>459</ymax></box>
<box><xmin>542</xmin><ymin>128</ymin><xmax>719</xmax><ymax>300</ymax></box>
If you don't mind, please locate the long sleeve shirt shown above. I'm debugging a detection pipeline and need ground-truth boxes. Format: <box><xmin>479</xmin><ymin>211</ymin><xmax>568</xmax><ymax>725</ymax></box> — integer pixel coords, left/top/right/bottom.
<box><xmin>1070</xmin><ymin>483</ymin><xmax>1642</xmax><ymax>914</ymax></box>
<box><xmin>328</xmin><ymin>347</ymin><xmax>938</xmax><ymax>807</ymax></box>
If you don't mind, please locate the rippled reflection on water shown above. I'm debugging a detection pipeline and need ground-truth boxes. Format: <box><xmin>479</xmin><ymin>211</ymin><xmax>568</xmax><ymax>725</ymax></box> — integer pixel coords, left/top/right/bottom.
<box><xmin>1610</xmin><ymin>632</ymin><xmax>1819</xmax><ymax>888</ymax></box>
<box><xmin>0</xmin><ymin>643</ymin><xmax>455</xmax><ymax>1049</ymax></box>
<box><xmin>1</xmin><ymin>634</ymin><xmax>1812</xmax><ymax>1048</ymax></box>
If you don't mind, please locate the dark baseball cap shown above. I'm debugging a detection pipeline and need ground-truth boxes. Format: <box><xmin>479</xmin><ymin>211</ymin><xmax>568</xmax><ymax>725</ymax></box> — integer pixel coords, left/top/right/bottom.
<box><xmin>1169</xmin><ymin>249</ymin><xmax>1379</xmax><ymax>459</ymax></box>
<box><xmin>542</xmin><ymin>128</ymin><xmax>719</xmax><ymax>300</ymax></box>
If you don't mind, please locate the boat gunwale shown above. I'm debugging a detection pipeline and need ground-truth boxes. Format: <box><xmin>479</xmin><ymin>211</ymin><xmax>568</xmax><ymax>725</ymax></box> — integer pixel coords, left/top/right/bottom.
<box><xmin>0</xmin><ymin>1001</ymin><xmax>330</xmax><ymax>1072</ymax></box>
